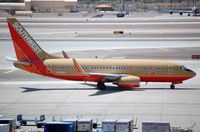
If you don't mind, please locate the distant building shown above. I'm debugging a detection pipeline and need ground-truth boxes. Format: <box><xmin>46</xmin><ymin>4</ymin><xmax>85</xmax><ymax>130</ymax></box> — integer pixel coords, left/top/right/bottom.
<box><xmin>94</xmin><ymin>4</ymin><xmax>113</xmax><ymax>11</ymax></box>
<box><xmin>0</xmin><ymin>0</ymin><xmax>24</xmax><ymax>2</ymax></box>
<box><xmin>0</xmin><ymin>0</ymin><xmax>77</xmax><ymax>13</ymax></box>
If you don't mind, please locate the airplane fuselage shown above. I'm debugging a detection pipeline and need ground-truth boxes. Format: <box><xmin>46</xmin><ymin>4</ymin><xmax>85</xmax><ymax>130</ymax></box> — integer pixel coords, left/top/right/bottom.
<box><xmin>42</xmin><ymin>59</ymin><xmax>195</xmax><ymax>84</ymax></box>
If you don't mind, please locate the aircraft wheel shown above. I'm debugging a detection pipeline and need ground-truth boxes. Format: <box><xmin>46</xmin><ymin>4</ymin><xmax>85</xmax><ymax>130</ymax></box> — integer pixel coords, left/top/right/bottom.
<box><xmin>21</xmin><ymin>121</ymin><xmax>27</xmax><ymax>126</ymax></box>
<box><xmin>97</xmin><ymin>82</ymin><xmax>106</xmax><ymax>90</ymax></box>
<box><xmin>170</xmin><ymin>84</ymin><xmax>175</xmax><ymax>89</ymax></box>
<box><xmin>37</xmin><ymin>123</ymin><xmax>42</xmax><ymax>128</ymax></box>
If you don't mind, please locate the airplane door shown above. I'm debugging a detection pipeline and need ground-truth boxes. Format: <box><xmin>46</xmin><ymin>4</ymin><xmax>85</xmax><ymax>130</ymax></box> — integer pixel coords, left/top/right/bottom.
<box><xmin>168</xmin><ymin>65</ymin><xmax>173</xmax><ymax>75</ymax></box>
<box><xmin>46</xmin><ymin>64</ymin><xmax>51</xmax><ymax>73</ymax></box>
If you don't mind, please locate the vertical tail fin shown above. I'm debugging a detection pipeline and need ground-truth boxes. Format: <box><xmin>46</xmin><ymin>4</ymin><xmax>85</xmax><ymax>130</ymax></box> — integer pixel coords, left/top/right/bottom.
<box><xmin>7</xmin><ymin>18</ymin><xmax>59</xmax><ymax>62</ymax></box>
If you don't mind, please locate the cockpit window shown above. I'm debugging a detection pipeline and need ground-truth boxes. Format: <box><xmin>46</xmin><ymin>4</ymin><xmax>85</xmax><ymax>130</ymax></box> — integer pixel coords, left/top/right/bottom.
<box><xmin>180</xmin><ymin>66</ymin><xmax>186</xmax><ymax>70</ymax></box>
<box><xmin>180</xmin><ymin>65</ymin><xmax>192</xmax><ymax>72</ymax></box>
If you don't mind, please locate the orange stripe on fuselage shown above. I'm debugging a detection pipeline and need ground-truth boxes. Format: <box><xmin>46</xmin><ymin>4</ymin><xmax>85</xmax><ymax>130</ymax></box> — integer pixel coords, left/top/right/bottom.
<box><xmin>43</xmin><ymin>73</ymin><xmax>191</xmax><ymax>83</ymax></box>
<box><xmin>49</xmin><ymin>74</ymin><xmax>104</xmax><ymax>82</ymax></box>
<box><xmin>23</xmin><ymin>65</ymin><xmax>41</xmax><ymax>74</ymax></box>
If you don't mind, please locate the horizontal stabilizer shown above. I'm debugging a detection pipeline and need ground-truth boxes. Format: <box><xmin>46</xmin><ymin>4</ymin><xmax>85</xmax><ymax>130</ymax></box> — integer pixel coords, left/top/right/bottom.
<box><xmin>14</xmin><ymin>61</ymin><xmax>32</xmax><ymax>66</ymax></box>
<box><xmin>6</xmin><ymin>56</ymin><xmax>17</xmax><ymax>62</ymax></box>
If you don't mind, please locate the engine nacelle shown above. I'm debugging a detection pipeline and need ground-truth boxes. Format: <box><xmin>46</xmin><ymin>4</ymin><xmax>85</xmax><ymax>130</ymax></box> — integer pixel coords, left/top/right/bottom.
<box><xmin>115</xmin><ymin>76</ymin><xmax>140</xmax><ymax>88</ymax></box>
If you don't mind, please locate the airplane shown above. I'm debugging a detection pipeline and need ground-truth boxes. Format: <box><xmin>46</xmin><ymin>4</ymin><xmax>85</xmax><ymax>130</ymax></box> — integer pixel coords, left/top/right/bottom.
<box><xmin>7</xmin><ymin>18</ymin><xmax>196</xmax><ymax>90</ymax></box>
<box><xmin>168</xmin><ymin>6</ymin><xmax>200</xmax><ymax>16</ymax></box>
<box><xmin>0</xmin><ymin>8</ymin><xmax>16</xmax><ymax>16</ymax></box>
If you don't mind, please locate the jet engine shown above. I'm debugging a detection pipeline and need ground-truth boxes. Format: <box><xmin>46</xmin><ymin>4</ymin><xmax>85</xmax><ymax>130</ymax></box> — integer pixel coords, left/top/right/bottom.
<box><xmin>115</xmin><ymin>76</ymin><xmax>140</xmax><ymax>88</ymax></box>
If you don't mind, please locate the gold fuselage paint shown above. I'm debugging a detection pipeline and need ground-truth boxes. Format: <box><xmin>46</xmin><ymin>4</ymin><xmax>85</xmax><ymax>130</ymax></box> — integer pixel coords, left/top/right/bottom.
<box><xmin>44</xmin><ymin>58</ymin><xmax>193</xmax><ymax>77</ymax></box>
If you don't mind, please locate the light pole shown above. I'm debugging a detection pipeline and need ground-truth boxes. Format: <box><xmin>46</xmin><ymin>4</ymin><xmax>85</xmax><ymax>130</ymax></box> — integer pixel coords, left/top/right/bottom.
<box><xmin>170</xmin><ymin>0</ymin><xmax>173</xmax><ymax>10</ymax></box>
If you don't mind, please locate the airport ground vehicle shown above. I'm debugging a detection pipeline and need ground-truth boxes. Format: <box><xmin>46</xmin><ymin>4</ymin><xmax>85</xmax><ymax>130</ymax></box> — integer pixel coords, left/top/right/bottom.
<box><xmin>17</xmin><ymin>114</ymin><xmax>45</xmax><ymax>127</ymax></box>
<box><xmin>169</xmin><ymin>6</ymin><xmax>200</xmax><ymax>16</ymax></box>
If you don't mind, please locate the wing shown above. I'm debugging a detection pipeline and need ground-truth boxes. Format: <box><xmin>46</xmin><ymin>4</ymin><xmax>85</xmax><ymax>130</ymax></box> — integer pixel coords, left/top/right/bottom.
<box><xmin>89</xmin><ymin>73</ymin><xmax>140</xmax><ymax>88</ymax></box>
<box><xmin>72</xmin><ymin>58</ymin><xmax>140</xmax><ymax>88</ymax></box>
<box><xmin>62</xmin><ymin>50</ymin><xmax>70</xmax><ymax>59</ymax></box>
<box><xmin>89</xmin><ymin>72</ymin><xmax>129</xmax><ymax>81</ymax></box>
<box><xmin>72</xmin><ymin>58</ymin><xmax>137</xmax><ymax>81</ymax></box>
<box><xmin>72</xmin><ymin>58</ymin><xmax>130</xmax><ymax>80</ymax></box>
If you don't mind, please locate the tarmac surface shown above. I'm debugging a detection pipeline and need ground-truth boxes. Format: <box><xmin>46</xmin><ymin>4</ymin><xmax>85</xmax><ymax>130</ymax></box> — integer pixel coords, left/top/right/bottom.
<box><xmin>0</xmin><ymin>16</ymin><xmax>200</xmax><ymax>131</ymax></box>
<box><xmin>1</xmin><ymin>16</ymin><xmax>200</xmax><ymax>39</ymax></box>
<box><xmin>0</xmin><ymin>60</ymin><xmax>200</xmax><ymax>131</ymax></box>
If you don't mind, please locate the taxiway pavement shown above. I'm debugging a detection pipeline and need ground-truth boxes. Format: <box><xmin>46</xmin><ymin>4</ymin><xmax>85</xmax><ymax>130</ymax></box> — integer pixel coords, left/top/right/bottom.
<box><xmin>0</xmin><ymin>60</ymin><xmax>199</xmax><ymax>131</ymax></box>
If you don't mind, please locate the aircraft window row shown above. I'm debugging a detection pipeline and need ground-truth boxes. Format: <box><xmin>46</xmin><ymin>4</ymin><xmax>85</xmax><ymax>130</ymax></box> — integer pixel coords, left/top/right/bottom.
<box><xmin>82</xmin><ymin>66</ymin><xmax>130</xmax><ymax>70</ymax></box>
<box><xmin>56</xmin><ymin>66</ymin><xmax>131</xmax><ymax>70</ymax></box>
<box><xmin>56</xmin><ymin>66</ymin><xmax>168</xmax><ymax>71</ymax></box>
<box><xmin>135</xmin><ymin>67</ymin><xmax>168</xmax><ymax>71</ymax></box>
<box><xmin>57</xmin><ymin>66</ymin><xmax>75</xmax><ymax>70</ymax></box>
<box><xmin>46</xmin><ymin>65</ymin><xmax>51</xmax><ymax>70</ymax></box>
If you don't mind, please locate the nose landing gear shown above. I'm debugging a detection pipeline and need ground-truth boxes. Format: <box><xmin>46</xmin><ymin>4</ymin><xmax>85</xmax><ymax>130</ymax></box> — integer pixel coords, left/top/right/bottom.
<box><xmin>170</xmin><ymin>83</ymin><xmax>175</xmax><ymax>89</ymax></box>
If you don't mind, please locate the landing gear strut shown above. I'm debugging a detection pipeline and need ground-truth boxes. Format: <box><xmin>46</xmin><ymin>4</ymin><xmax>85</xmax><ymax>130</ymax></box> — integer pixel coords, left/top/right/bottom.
<box><xmin>170</xmin><ymin>84</ymin><xmax>175</xmax><ymax>89</ymax></box>
<box><xmin>97</xmin><ymin>82</ymin><xmax>106</xmax><ymax>90</ymax></box>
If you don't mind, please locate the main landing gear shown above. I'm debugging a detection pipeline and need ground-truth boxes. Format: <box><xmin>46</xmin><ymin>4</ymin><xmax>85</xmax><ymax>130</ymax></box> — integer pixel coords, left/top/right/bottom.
<box><xmin>170</xmin><ymin>83</ymin><xmax>175</xmax><ymax>89</ymax></box>
<box><xmin>97</xmin><ymin>82</ymin><xmax>106</xmax><ymax>90</ymax></box>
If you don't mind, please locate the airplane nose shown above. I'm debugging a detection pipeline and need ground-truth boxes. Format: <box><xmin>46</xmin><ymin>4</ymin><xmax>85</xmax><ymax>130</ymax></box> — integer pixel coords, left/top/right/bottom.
<box><xmin>190</xmin><ymin>70</ymin><xmax>196</xmax><ymax>78</ymax></box>
<box><xmin>185</xmin><ymin>68</ymin><xmax>196</xmax><ymax>78</ymax></box>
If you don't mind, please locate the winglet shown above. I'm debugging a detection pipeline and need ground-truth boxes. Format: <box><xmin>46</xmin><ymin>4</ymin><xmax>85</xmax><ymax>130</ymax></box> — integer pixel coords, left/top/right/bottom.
<box><xmin>62</xmin><ymin>50</ymin><xmax>69</xmax><ymax>59</ymax></box>
<box><xmin>72</xmin><ymin>59</ymin><xmax>87</xmax><ymax>74</ymax></box>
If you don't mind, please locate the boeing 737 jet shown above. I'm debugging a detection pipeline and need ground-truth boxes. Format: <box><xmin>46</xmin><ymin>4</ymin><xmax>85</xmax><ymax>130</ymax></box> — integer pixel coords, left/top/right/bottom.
<box><xmin>7</xmin><ymin>18</ymin><xmax>196</xmax><ymax>90</ymax></box>
<box><xmin>168</xmin><ymin>6</ymin><xmax>200</xmax><ymax>16</ymax></box>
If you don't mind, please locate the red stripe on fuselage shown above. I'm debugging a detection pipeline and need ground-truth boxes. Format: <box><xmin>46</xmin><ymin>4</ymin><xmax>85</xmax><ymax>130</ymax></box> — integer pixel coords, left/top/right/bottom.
<box><xmin>140</xmin><ymin>76</ymin><xmax>191</xmax><ymax>83</ymax></box>
<box><xmin>44</xmin><ymin>73</ymin><xmax>191</xmax><ymax>83</ymax></box>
